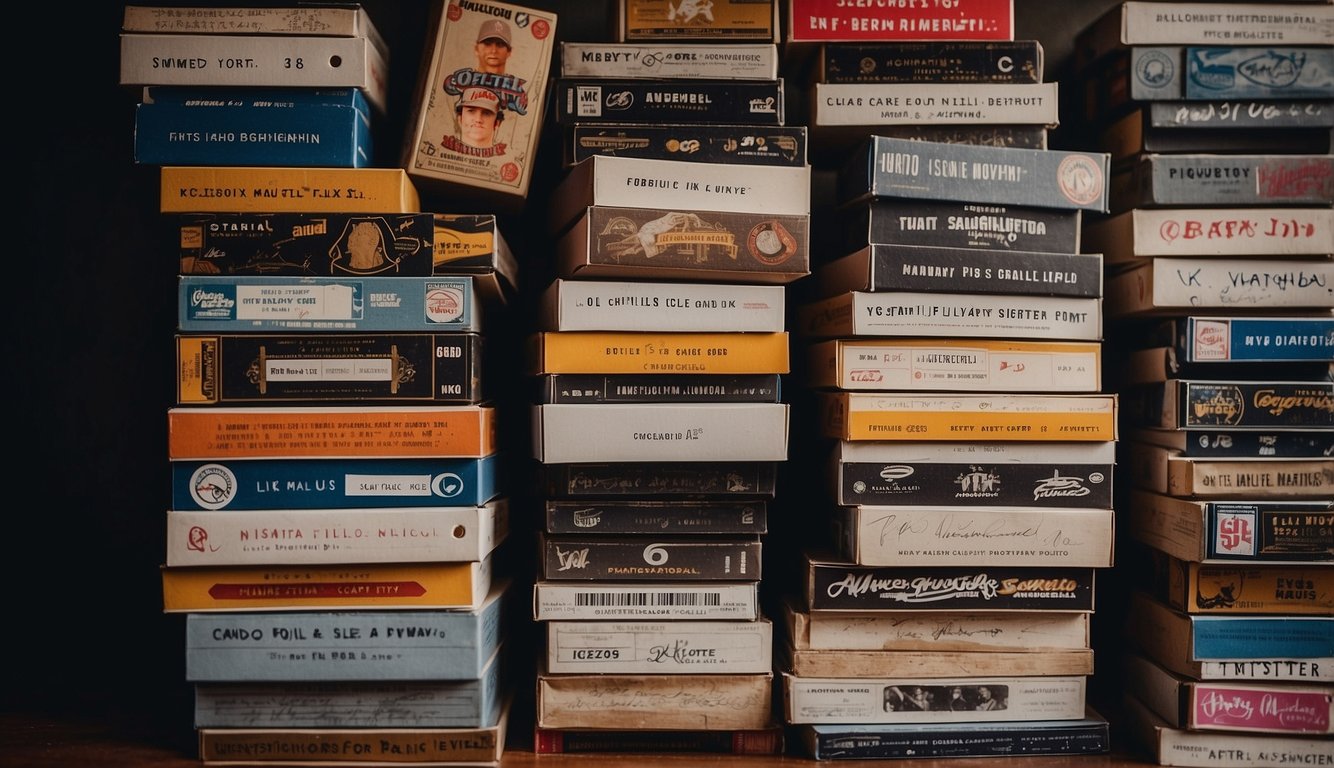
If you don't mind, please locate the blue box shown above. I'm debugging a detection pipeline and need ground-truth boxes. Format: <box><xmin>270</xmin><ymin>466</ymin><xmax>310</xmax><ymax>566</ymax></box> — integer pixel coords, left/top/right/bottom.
<box><xmin>179</xmin><ymin>275</ymin><xmax>481</xmax><ymax>333</ymax></box>
<box><xmin>186</xmin><ymin>580</ymin><xmax>509</xmax><ymax>681</ymax></box>
<box><xmin>1169</xmin><ymin>316</ymin><xmax>1334</xmax><ymax>363</ymax></box>
<box><xmin>171</xmin><ymin>456</ymin><xmax>499</xmax><ymax>510</ymax></box>
<box><xmin>1191</xmin><ymin>615</ymin><xmax>1333</xmax><ymax>660</ymax></box>
<box><xmin>135</xmin><ymin>87</ymin><xmax>372</xmax><ymax>167</ymax></box>
<box><xmin>194</xmin><ymin>644</ymin><xmax>505</xmax><ymax>728</ymax></box>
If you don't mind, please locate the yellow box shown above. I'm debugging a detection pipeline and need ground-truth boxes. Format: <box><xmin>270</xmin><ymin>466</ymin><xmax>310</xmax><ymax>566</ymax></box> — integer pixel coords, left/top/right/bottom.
<box><xmin>530</xmin><ymin>331</ymin><xmax>790</xmax><ymax>374</ymax></box>
<box><xmin>160</xmin><ymin>166</ymin><xmax>420</xmax><ymax>213</ymax></box>
<box><xmin>618</xmin><ymin>0</ymin><xmax>779</xmax><ymax>41</ymax></box>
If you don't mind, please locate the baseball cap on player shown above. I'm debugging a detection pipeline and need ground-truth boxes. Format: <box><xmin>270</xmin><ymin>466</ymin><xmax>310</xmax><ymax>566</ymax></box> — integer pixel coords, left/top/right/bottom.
<box><xmin>458</xmin><ymin>87</ymin><xmax>501</xmax><ymax>113</ymax></box>
<box><xmin>476</xmin><ymin>19</ymin><xmax>512</xmax><ymax>46</ymax></box>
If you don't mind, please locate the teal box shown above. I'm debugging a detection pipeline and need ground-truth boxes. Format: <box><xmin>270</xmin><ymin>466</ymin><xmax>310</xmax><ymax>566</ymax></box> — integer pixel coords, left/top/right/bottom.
<box><xmin>179</xmin><ymin>275</ymin><xmax>481</xmax><ymax>333</ymax></box>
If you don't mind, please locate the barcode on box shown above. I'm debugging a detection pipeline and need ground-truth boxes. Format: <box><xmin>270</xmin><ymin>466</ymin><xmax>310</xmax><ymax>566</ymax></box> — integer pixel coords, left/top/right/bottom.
<box><xmin>575</xmin><ymin>591</ymin><xmax>723</xmax><ymax>606</ymax></box>
<box><xmin>535</xmin><ymin>581</ymin><xmax>759</xmax><ymax>620</ymax></box>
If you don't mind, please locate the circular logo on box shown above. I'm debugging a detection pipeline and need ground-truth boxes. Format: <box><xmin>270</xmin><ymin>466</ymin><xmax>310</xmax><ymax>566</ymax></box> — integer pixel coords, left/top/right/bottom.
<box><xmin>446</xmin><ymin>3</ymin><xmax>462</xmax><ymax>21</ymax></box>
<box><xmin>501</xmin><ymin>162</ymin><xmax>520</xmax><ymax>182</ymax></box>
<box><xmin>530</xmin><ymin>19</ymin><xmax>550</xmax><ymax>39</ymax></box>
<box><xmin>747</xmin><ymin>220</ymin><xmax>797</xmax><ymax>265</ymax></box>
<box><xmin>1135</xmin><ymin>49</ymin><xmax>1174</xmax><ymax>88</ymax></box>
<box><xmin>189</xmin><ymin>463</ymin><xmax>237</xmax><ymax>510</ymax></box>
<box><xmin>425</xmin><ymin>285</ymin><xmax>464</xmax><ymax>323</ymax></box>
<box><xmin>1057</xmin><ymin>154</ymin><xmax>1103</xmax><ymax>207</ymax></box>
<box><xmin>431</xmin><ymin>472</ymin><xmax>464</xmax><ymax>499</ymax></box>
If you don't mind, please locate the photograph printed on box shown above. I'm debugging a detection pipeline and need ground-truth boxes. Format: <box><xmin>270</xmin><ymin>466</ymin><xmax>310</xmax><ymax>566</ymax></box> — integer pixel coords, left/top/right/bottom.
<box><xmin>414</xmin><ymin>3</ymin><xmax>554</xmax><ymax>189</ymax></box>
<box><xmin>883</xmin><ymin>684</ymin><xmax>1009</xmax><ymax>713</ymax></box>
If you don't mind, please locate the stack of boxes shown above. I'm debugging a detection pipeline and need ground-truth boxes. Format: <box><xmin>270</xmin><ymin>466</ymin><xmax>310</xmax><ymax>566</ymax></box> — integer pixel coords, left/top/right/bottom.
<box><xmin>125</xmin><ymin>4</ymin><xmax>518</xmax><ymax>765</ymax></box>
<box><xmin>524</xmin><ymin>0</ymin><xmax>809</xmax><ymax>755</ymax></box>
<box><xmin>784</xmin><ymin>134</ymin><xmax>1119</xmax><ymax>761</ymax></box>
<box><xmin>1068</xmin><ymin>2</ymin><xmax>1334</xmax><ymax>765</ymax></box>
<box><xmin>774</xmin><ymin>0</ymin><xmax>1120</xmax><ymax>759</ymax></box>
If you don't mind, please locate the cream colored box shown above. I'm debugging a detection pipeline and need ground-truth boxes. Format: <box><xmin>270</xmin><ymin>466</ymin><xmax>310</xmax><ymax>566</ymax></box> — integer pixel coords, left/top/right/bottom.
<box><xmin>403</xmin><ymin>1</ymin><xmax>557</xmax><ymax>209</ymax></box>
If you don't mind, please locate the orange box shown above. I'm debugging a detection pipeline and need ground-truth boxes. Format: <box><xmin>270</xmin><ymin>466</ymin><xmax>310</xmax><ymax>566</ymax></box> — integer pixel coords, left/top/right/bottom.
<box><xmin>162</xmin><ymin>559</ymin><xmax>493</xmax><ymax>612</ymax></box>
<box><xmin>167</xmin><ymin>405</ymin><xmax>495</xmax><ymax>459</ymax></box>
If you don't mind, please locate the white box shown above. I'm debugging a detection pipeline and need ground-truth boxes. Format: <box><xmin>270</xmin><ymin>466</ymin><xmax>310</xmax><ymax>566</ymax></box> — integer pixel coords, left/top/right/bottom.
<box><xmin>812</xmin><ymin>83</ymin><xmax>1059</xmax><ymax>126</ymax></box>
<box><xmin>546</xmin><ymin>619</ymin><xmax>774</xmax><ymax>674</ymax></box>
<box><xmin>120</xmin><ymin>34</ymin><xmax>388</xmax><ymax>114</ymax></box>
<box><xmin>540</xmin><ymin>279</ymin><xmax>785</xmax><ymax>332</ymax></box>
<box><xmin>533</xmin><ymin>403</ymin><xmax>789</xmax><ymax>463</ymax></box>
<box><xmin>166</xmin><ymin>501</ymin><xmax>508</xmax><ymax>566</ymax></box>
<box><xmin>548</xmin><ymin>155</ymin><xmax>811</xmax><ymax>235</ymax></box>
<box><xmin>833</xmin><ymin>505</ymin><xmax>1115</xmax><ymax>568</ymax></box>
<box><xmin>797</xmin><ymin>291</ymin><xmax>1103</xmax><ymax>341</ymax></box>
<box><xmin>1106</xmin><ymin>258</ymin><xmax>1334</xmax><ymax>317</ymax></box>
<box><xmin>560</xmin><ymin>42</ymin><xmax>779</xmax><ymax>79</ymax></box>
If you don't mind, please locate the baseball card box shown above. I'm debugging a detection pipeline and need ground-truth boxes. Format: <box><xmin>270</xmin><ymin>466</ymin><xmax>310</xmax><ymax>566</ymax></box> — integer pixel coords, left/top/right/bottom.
<box><xmin>403</xmin><ymin>0</ymin><xmax>557</xmax><ymax>210</ymax></box>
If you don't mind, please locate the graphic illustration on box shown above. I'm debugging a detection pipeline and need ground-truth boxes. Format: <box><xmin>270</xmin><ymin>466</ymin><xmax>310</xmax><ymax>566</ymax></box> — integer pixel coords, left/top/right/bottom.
<box><xmin>334</xmin><ymin>217</ymin><xmax>422</xmax><ymax>274</ymax></box>
<box><xmin>619</xmin><ymin>0</ymin><xmax>778</xmax><ymax>41</ymax></box>
<box><xmin>176</xmin><ymin>214</ymin><xmax>434</xmax><ymax>277</ymax></box>
<box><xmin>413</xmin><ymin>2</ymin><xmax>555</xmax><ymax>189</ymax></box>
<box><xmin>1185</xmin><ymin>47</ymin><xmax>1334</xmax><ymax>100</ymax></box>
<box><xmin>598</xmin><ymin>209</ymin><xmax>798</xmax><ymax>266</ymax></box>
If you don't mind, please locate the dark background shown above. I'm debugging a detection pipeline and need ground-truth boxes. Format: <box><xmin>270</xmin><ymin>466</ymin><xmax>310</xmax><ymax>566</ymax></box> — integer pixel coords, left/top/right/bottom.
<box><xmin>10</xmin><ymin>0</ymin><xmax>1124</xmax><ymax>752</ymax></box>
